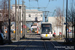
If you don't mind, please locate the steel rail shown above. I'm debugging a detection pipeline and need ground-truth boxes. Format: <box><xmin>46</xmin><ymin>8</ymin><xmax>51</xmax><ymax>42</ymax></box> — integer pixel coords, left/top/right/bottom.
<box><xmin>43</xmin><ymin>40</ymin><xmax>48</xmax><ymax>50</ymax></box>
<box><xmin>50</xmin><ymin>40</ymin><xmax>58</xmax><ymax>50</ymax></box>
<box><xmin>11</xmin><ymin>35</ymin><xmax>34</xmax><ymax>50</ymax></box>
<box><xmin>23</xmin><ymin>34</ymin><xmax>34</xmax><ymax>50</ymax></box>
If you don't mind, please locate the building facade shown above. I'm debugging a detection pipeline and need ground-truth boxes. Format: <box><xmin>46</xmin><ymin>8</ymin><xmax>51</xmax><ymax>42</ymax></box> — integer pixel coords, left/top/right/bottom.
<box><xmin>12</xmin><ymin>5</ymin><xmax>43</xmax><ymax>32</ymax></box>
<box><xmin>48</xmin><ymin>17</ymin><xmax>66</xmax><ymax>36</ymax></box>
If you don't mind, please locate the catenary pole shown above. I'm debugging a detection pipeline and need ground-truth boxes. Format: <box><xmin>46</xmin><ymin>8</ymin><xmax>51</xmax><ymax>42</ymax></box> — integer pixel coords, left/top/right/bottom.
<box><xmin>18</xmin><ymin>0</ymin><xmax>20</xmax><ymax>40</ymax></box>
<box><xmin>24</xmin><ymin>1</ymin><xmax>26</xmax><ymax>38</ymax></box>
<box><xmin>66</xmin><ymin>0</ymin><xmax>68</xmax><ymax>42</ymax></box>
<box><xmin>72</xmin><ymin>0</ymin><xmax>74</xmax><ymax>39</ymax></box>
<box><xmin>15</xmin><ymin>0</ymin><xmax>18</xmax><ymax>40</ymax></box>
<box><xmin>62</xmin><ymin>0</ymin><xmax>64</xmax><ymax>38</ymax></box>
<box><xmin>8</xmin><ymin>0</ymin><xmax>11</xmax><ymax>43</ymax></box>
<box><xmin>22</xmin><ymin>0</ymin><xmax>25</xmax><ymax>38</ymax></box>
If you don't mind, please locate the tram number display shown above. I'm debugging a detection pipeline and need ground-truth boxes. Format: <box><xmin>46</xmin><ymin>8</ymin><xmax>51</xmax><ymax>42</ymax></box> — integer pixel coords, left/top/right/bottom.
<box><xmin>43</xmin><ymin>25</ymin><xmax>50</xmax><ymax>27</ymax></box>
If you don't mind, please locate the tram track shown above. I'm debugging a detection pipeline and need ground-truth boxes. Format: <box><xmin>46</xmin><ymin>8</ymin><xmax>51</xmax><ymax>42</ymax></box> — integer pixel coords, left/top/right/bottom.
<box><xmin>43</xmin><ymin>40</ymin><xmax>48</xmax><ymax>50</ymax></box>
<box><xmin>23</xmin><ymin>35</ymin><xmax>34</xmax><ymax>50</ymax></box>
<box><xmin>11</xmin><ymin>34</ymin><xmax>34</xmax><ymax>50</ymax></box>
<box><xmin>43</xmin><ymin>39</ymin><xmax>59</xmax><ymax>50</ymax></box>
<box><xmin>0</xmin><ymin>33</ymin><xmax>60</xmax><ymax>50</ymax></box>
<box><xmin>50</xmin><ymin>40</ymin><xmax>58</xmax><ymax>50</ymax></box>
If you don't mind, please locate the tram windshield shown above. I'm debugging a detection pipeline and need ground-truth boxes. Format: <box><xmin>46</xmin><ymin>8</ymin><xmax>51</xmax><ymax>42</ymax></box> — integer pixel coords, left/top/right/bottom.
<box><xmin>41</xmin><ymin>24</ymin><xmax>52</xmax><ymax>34</ymax></box>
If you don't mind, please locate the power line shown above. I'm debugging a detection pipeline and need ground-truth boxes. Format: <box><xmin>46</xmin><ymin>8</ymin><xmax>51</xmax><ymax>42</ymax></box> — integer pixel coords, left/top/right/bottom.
<box><xmin>45</xmin><ymin>0</ymin><xmax>56</xmax><ymax>10</ymax></box>
<box><xmin>26</xmin><ymin>7</ymin><xmax>46</xmax><ymax>9</ymax></box>
<box><xmin>28</xmin><ymin>0</ymin><xmax>38</xmax><ymax>9</ymax></box>
<box><xmin>43</xmin><ymin>11</ymin><xmax>49</xmax><ymax>22</ymax></box>
<box><xmin>25</xmin><ymin>1</ymin><xmax>33</xmax><ymax>7</ymax></box>
<box><xmin>37</xmin><ymin>0</ymin><xmax>39</xmax><ymax>8</ymax></box>
<box><xmin>45</xmin><ymin>1</ymin><xmax>50</xmax><ymax>10</ymax></box>
<box><xmin>30</xmin><ymin>0</ymin><xmax>38</xmax><ymax>2</ymax></box>
<box><xmin>29</xmin><ymin>0</ymin><xmax>30</xmax><ymax>9</ymax></box>
<box><xmin>27</xmin><ymin>0</ymin><xmax>47</xmax><ymax>9</ymax></box>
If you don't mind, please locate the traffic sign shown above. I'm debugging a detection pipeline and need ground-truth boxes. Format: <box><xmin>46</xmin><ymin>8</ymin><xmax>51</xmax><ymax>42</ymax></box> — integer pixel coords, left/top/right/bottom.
<box><xmin>67</xmin><ymin>29</ymin><xmax>71</xmax><ymax>33</ymax></box>
<box><xmin>64</xmin><ymin>23</ymin><xmax>68</xmax><ymax>25</ymax></box>
<box><xmin>69</xmin><ymin>29</ymin><xmax>71</xmax><ymax>33</ymax></box>
<box><xmin>22</xmin><ymin>25</ymin><xmax>26</xmax><ymax>28</ymax></box>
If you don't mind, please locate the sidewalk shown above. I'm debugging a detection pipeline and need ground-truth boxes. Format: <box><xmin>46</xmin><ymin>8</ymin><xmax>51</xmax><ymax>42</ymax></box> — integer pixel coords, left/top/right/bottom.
<box><xmin>4</xmin><ymin>38</ymin><xmax>28</xmax><ymax>45</ymax></box>
<box><xmin>56</xmin><ymin>39</ymin><xmax>64</xmax><ymax>42</ymax></box>
<box><xmin>4</xmin><ymin>39</ymin><xmax>19</xmax><ymax>45</ymax></box>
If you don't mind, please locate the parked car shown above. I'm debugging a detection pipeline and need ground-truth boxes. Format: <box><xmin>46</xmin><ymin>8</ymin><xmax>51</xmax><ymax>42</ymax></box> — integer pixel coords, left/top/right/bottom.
<box><xmin>0</xmin><ymin>33</ymin><xmax>4</xmax><ymax>45</ymax></box>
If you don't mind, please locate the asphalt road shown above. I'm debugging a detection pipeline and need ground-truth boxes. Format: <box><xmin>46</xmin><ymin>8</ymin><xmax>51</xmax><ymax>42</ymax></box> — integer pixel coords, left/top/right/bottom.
<box><xmin>0</xmin><ymin>33</ymin><xmax>74</xmax><ymax>50</ymax></box>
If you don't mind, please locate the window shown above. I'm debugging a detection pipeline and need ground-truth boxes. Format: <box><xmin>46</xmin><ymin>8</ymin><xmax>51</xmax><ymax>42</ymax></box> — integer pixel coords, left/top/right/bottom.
<box><xmin>41</xmin><ymin>14</ymin><xmax>42</xmax><ymax>17</ymax></box>
<box><xmin>35</xmin><ymin>17</ymin><xmax>37</xmax><ymax>21</ymax></box>
<box><xmin>42</xmin><ymin>24</ymin><xmax>52</xmax><ymax>34</ymax></box>
<box><xmin>29</xmin><ymin>14</ymin><xmax>31</xmax><ymax>17</ymax></box>
<box><xmin>19</xmin><ymin>6</ymin><xmax>21</xmax><ymax>9</ymax></box>
<box><xmin>0</xmin><ymin>14</ymin><xmax>1</xmax><ymax>17</ymax></box>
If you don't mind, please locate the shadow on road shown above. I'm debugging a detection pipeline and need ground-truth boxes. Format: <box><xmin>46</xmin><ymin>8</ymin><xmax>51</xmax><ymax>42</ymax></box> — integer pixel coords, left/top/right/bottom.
<box><xmin>26</xmin><ymin>33</ymin><xmax>40</xmax><ymax>35</ymax></box>
<box><xmin>25</xmin><ymin>38</ymin><xmax>41</xmax><ymax>40</ymax></box>
<box><xmin>0</xmin><ymin>40</ymin><xmax>75</xmax><ymax>50</ymax></box>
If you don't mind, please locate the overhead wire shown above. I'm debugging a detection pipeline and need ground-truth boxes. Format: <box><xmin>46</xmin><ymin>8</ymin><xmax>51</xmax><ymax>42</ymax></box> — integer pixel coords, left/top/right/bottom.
<box><xmin>24</xmin><ymin>0</ymin><xmax>34</xmax><ymax>9</ymax></box>
<box><xmin>29</xmin><ymin>0</ymin><xmax>30</xmax><ymax>9</ymax></box>
<box><xmin>37</xmin><ymin>0</ymin><xmax>39</xmax><ymax>9</ymax></box>
<box><xmin>44</xmin><ymin>0</ymin><xmax>52</xmax><ymax>21</ymax></box>
<box><xmin>43</xmin><ymin>0</ymin><xmax>51</xmax><ymax>19</ymax></box>
<box><xmin>45</xmin><ymin>0</ymin><xmax>50</xmax><ymax>10</ymax></box>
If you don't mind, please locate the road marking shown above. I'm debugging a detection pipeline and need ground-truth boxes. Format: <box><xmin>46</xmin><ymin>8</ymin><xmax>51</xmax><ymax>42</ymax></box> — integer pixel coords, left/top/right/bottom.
<box><xmin>50</xmin><ymin>42</ymin><xmax>58</xmax><ymax>50</ymax></box>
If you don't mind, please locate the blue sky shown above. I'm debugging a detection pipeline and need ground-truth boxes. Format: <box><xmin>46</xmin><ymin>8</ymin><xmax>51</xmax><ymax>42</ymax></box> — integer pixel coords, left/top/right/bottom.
<box><xmin>10</xmin><ymin>0</ymin><xmax>75</xmax><ymax>21</ymax></box>
<box><xmin>11</xmin><ymin>0</ymin><xmax>65</xmax><ymax>14</ymax></box>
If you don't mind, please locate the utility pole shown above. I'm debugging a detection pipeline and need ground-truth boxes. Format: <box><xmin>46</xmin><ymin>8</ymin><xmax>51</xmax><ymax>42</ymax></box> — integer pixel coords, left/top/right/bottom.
<box><xmin>23</xmin><ymin>0</ymin><xmax>26</xmax><ymax>38</ymax></box>
<box><xmin>15</xmin><ymin>0</ymin><xmax>18</xmax><ymax>40</ymax></box>
<box><xmin>72</xmin><ymin>0</ymin><xmax>74</xmax><ymax>39</ymax></box>
<box><xmin>20</xmin><ymin>6</ymin><xmax>22</xmax><ymax>38</ymax></box>
<box><xmin>66</xmin><ymin>0</ymin><xmax>68</xmax><ymax>42</ymax></box>
<box><xmin>62</xmin><ymin>0</ymin><xmax>64</xmax><ymax>38</ymax></box>
<box><xmin>43</xmin><ymin>11</ymin><xmax>49</xmax><ymax>22</ymax></box>
<box><xmin>22</xmin><ymin>0</ymin><xmax>23</xmax><ymax>38</ymax></box>
<box><xmin>18</xmin><ymin>0</ymin><xmax>21</xmax><ymax>40</ymax></box>
<box><xmin>45</xmin><ymin>12</ymin><xmax>46</xmax><ymax>22</ymax></box>
<box><xmin>22</xmin><ymin>0</ymin><xmax>25</xmax><ymax>38</ymax></box>
<box><xmin>8</xmin><ymin>0</ymin><xmax>12</xmax><ymax>43</ymax></box>
<box><xmin>27</xmin><ymin>7</ymin><xmax>46</xmax><ymax>9</ymax></box>
<box><xmin>24</xmin><ymin>2</ymin><xmax>26</xmax><ymax>38</ymax></box>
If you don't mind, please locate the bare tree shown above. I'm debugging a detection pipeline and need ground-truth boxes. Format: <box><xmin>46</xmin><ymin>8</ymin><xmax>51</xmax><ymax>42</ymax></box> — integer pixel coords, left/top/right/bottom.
<box><xmin>55</xmin><ymin>8</ymin><xmax>63</xmax><ymax>27</ymax></box>
<box><xmin>55</xmin><ymin>8</ymin><xmax>64</xmax><ymax>38</ymax></box>
<box><xmin>0</xmin><ymin>0</ymin><xmax>8</xmax><ymax>22</ymax></box>
<box><xmin>0</xmin><ymin>0</ymin><xmax>15</xmax><ymax>22</ymax></box>
<box><xmin>67</xmin><ymin>0</ymin><xmax>75</xmax><ymax>39</ymax></box>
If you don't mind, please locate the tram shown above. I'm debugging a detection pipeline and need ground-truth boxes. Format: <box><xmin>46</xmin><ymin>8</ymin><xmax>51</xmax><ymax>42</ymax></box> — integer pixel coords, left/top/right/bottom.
<box><xmin>40</xmin><ymin>22</ymin><xmax>53</xmax><ymax>39</ymax></box>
